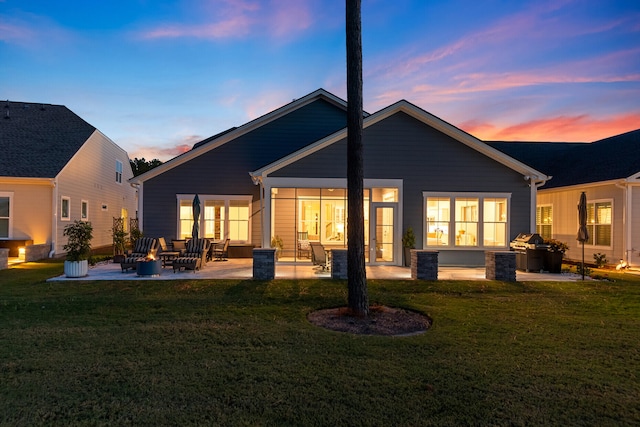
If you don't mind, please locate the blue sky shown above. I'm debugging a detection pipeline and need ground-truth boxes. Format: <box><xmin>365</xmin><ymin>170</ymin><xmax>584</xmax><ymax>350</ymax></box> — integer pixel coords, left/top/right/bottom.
<box><xmin>2</xmin><ymin>0</ymin><xmax>639</xmax><ymax>161</ymax></box>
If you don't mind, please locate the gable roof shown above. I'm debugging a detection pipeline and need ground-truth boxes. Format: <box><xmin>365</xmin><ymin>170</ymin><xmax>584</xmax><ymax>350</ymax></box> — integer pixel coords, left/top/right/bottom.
<box><xmin>0</xmin><ymin>101</ymin><xmax>96</xmax><ymax>178</ymax></box>
<box><xmin>250</xmin><ymin>99</ymin><xmax>549</xmax><ymax>181</ymax></box>
<box><xmin>489</xmin><ymin>129</ymin><xmax>640</xmax><ymax>188</ymax></box>
<box><xmin>130</xmin><ymin>89</ymin><xmax>352</xmax><ymax>184</ymax></box>
<box><xmin>0</xmin><ymin>100</ymin><xmax>96</xmax><ymax>178</ymax></box>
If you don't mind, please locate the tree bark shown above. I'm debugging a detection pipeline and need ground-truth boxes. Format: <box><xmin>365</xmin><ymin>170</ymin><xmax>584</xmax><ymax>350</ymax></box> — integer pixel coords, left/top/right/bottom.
<box><xmin>346</xmin><ymin>0</ymin><xmax>368</xmax><ymax>316</ymax></box>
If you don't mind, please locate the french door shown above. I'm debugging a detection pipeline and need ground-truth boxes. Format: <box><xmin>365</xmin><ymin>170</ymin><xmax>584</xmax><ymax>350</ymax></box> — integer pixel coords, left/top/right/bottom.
<box><xmin>369</xmin><ymin>203</ymin><xmax>397</xmax><ymax>265</ymax></box>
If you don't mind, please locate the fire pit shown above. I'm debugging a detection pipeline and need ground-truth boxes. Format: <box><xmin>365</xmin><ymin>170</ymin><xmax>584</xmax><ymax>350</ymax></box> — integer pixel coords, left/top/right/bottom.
<box><xmin>136</xmin><ymin>256</ymin><xmax>161</xmax><ymax>277</ymax></box>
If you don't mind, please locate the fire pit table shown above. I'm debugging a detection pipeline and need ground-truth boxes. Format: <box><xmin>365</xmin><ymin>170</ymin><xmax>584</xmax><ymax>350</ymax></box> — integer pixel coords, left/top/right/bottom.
<box><xmin>136</xmin><ymin>259</ymin><xmax>161</xmax><ymax>277</ymax></box>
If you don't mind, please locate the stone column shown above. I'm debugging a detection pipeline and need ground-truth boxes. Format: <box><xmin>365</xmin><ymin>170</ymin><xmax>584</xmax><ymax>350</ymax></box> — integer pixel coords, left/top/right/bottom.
<box><xmin>411</xmin><ymin>250</ymin><xmax>439</xmax><ymax>280</ymax></box>
<box><xmin>0</xmin><ymin>248</ymin><xmax>8</xmax><ymax>270</ymax></box>
<box><xmin>253</xmin><ymin>248</ymin><xmax>276</xmax><ymax>280</ymax></box>
<box><xmin>331</xmin><ymin>249</ymin><xmax>347</xmax><ymax>279</ymax></box>
<box><xmin>485</xmin><ymin>251</ymin><xmax>516</xmax><ymax>282</ymax></box>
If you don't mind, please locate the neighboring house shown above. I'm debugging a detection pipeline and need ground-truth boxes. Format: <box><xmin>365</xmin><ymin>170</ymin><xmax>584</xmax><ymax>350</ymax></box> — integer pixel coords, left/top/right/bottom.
<box><xmin>0</xmin><ymin>100</ymin><xmax>137</xmax><ymax>259</ymax></box>
<box><xmin>490</xmin><ymin>129</ymin><xmax>640</xmax><ymax>267</ymax></box>
<box><xmin>132</xmin><ymin>89</ymin><xmax>548</xmax><ymax>266</ymax></box>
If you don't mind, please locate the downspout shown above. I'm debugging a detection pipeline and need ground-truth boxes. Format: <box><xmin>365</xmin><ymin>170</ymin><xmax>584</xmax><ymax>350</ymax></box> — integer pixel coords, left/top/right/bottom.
<box><xmin>49</xmin><ymin>179</ymin><xmax>58</xmax><ymax>258</ymax></box>
<box><xmin>615</xmin><ymin>181</ymin><xmax>629</xmax><ymax>265</ymax></box>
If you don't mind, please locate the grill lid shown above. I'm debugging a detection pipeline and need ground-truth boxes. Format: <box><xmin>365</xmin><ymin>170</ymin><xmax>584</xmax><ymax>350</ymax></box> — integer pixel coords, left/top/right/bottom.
<box><xmin>512</xmin><ymin>233</ymin><xmax>544</xmax><ymax>245</ymax></box>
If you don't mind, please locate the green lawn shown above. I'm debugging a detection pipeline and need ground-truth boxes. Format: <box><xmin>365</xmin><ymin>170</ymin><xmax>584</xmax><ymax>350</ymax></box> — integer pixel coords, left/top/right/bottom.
<box><xmin>1</xmin><ymin>262</ymin><xmax>639</xmax><ymax>426</ymax></box>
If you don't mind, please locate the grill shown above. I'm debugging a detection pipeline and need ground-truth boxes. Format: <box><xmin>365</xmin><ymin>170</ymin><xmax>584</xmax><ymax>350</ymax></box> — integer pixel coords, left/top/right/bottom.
<box><xmin>510</xmin><ymin>233</ymin><xmax>549</xmax><ymax>272</ymax></box>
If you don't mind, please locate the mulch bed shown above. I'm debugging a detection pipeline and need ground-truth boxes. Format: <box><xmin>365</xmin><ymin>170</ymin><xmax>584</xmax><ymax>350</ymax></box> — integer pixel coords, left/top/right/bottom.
<box><xmin>307</xmin><ymin>305</ymin><xmax>431</xmax><ymax>336</ymax></box>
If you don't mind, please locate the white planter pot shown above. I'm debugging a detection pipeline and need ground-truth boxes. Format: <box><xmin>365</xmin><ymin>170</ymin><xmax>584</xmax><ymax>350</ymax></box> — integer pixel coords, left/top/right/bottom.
<box><xmin>64</xmin><ymin>260</ymin><xmax>89</xmax><ymax>278</ymax></box>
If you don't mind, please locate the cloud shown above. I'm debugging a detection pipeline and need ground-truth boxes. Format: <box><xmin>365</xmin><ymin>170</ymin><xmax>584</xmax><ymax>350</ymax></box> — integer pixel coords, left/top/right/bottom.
<box><xmin>460</xmin><ymin>112</ymin><xmax>640</xmax><ymax>142</ymax></box>
<box><xmin>139</xmin><ymin>0</ymin><xmax>316</xmax><ymax>41</ymax></box>
<box><xmin>0</xmin><ymin>13</ymin><xmax>74</xmax><ymax>48</ymax></box>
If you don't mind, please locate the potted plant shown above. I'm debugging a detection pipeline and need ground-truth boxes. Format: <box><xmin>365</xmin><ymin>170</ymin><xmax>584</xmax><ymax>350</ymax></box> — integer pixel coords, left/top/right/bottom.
<box><xmin>271</xmin><ymin>235</ymin><xmax>284</xmax><ymax>260</ymax></box>
<box><xmin>112</xmin><ymin>224</ymin><xmax>128</xmax><ymax>263</ymax></box>
<box><xmin>402</xmin><ymin>226</ymin><xmax>416</xmax><ymax>267</ymax></box>
<box><xmin>63</xmin><ymin>220</ymin><xmax>94</xmax><ymax>277</ymax></box>
<box><xmin>543</xmin><ymin>238</ymin><xmax>568</xmax><ymax>274</ymax></box>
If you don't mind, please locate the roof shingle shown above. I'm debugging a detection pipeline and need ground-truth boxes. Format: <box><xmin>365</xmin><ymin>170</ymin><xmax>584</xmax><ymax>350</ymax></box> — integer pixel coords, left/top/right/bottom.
<box><xmin>0</xmin><ymin>100</ymin><xmax>96</xmax><ymax>178</ymax></box>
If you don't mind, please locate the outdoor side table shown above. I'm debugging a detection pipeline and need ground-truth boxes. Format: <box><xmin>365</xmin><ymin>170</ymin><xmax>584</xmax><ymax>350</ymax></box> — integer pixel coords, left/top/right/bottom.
<box><xmin>159</xmin><ymin>251</ymin><xmax>180</xmax><ymax>268</ymax></box>
<box><xmin>136</xmin><ymin>259</ymin><xmax>161</xmax><ymax>277</ymax></box>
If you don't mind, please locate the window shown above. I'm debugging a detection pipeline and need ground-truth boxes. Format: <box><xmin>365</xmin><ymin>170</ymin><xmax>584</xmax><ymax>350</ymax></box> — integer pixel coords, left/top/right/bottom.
<box><xmin>455</xmin><ymin>198</ymin><xmax>478</xmax><ymax>246</ymax></box>
<box><xmin>116</xmin><ymin>160</ymin><xmax>123</xmax><ymax>183</ymax></box>
<box><xmin>81</xmin><ymin>200</ymin><xmax>89</xmax><ymax>221</ymax></box>
<box><xmin>483</xmin><ymin>198</ymin><xmax>508</xmax><ymax>247</ymax></box>
<box><xmin>424</xmin><ymin>193</ymin><xmax>510</xmax><ymax>248</ymax></box>
<box><xmin>229</xmin><ymin>200</ymin><xmax>250</xmax><ymax>241</ymax></box>
<box><xmin>0</xmin><ymin>192</ymin><xmax>12</xmax><ymax>239</ymax></box>
<box><xmin>425</xmin><ymin>198</ymin><xmax>450</xmax><ymax>246</ymax></box>
<box><xmin>536</xmin><ymin>205</ymin><xmax>552</xmax><ymax>239</ymax></box>
<box><xmin>177</xmin><ymin>195</ymin><xmax>252</xmax><ymax>242</ymax></box>
<box><xmin>587</xmin><ymin>201</ymin><xmax>612</xmax><ymax>247</ymax></box>
<box><xmin>61</xmin><ymin>196</ymin><xmax>70</xmax><ymax>221</ymax></box>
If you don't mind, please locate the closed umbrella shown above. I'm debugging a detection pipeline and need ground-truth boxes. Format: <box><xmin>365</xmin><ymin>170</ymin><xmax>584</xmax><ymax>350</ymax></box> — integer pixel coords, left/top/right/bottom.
<box><xmin>192</xmin><ymin>194</ymin><xmax>201</xmax><ymax>240</ymax></box>
<box><xmin>577</xmin><ymin>192</ymin><xmax>589</xmax><ymax>280</ymax></box>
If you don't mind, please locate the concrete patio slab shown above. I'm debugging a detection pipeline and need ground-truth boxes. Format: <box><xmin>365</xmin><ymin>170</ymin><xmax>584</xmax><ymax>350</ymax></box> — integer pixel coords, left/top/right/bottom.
<box><xmin>47</xmin><ymin>259</ymin><xmax>585</xmax><ymax>282</ymax></box>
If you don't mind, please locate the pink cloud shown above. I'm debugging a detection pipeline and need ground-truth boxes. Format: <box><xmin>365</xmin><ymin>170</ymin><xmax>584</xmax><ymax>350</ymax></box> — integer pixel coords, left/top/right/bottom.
<box><xmin>460</xmin><ymin>112</ymin><xmax>640</xmax><ymax>142</ymax></box>
<box><xmin>139</xmin><ymin>0</ymin><xmax>315</xmax><ymax>41</ymax></box>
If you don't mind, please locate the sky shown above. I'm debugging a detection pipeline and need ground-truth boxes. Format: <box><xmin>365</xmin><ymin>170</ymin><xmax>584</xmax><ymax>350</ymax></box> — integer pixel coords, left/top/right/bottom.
<box><xmin>2</xmin><ymin>0</ymin><xmax>639</xmax><ymax>162</ymax></box>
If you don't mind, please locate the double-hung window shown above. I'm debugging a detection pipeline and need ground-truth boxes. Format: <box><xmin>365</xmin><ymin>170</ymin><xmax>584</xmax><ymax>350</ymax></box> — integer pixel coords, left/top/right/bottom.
<box><xmin>536</xmin><ymin>205</ymin><xmax>553</xmax><ymax>239</ymax></box>
<box><xmin>587</xmin><ymin>200</ymin><xmax>612</xmax><ymax>247</ymax></box>
<box><xmin>61</xmin><ymin>196</ymin><xmax>70</xmax><ymax>221</ymax></box>
<box><xmin>116</xmin><ymin>160</ymin><xmax>123</xmax><ymax>184</ymax></box>
<box><xmin>0</xmin><ymin>192</ymin><xmax>12</xmax><ymax>239</ymax></box>
<box><xmin>424</xmin><ymin>192</ymin><xmax>509</xmax><ymax>248</ymax></box>
<box><xmin>81</xmin><ymin>200</ymin><xmax>89</xmax><ymax>221</ymax></box>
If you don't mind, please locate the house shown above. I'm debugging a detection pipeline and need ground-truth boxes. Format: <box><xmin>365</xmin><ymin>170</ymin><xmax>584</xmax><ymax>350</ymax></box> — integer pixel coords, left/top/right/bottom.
<box><xmin>131</xmin><ymin>89</ymin><xmax>548</xmax><ymax>266</ymax></box>
<box><xmin>490</xmin><ymin>129</ymin><xmax>640</xmax><ymax>267</ymax></box>
<box><xmin>0</xmin><ymin>100</ymin><xmax>137</xmax><ymax>260</ymax></box>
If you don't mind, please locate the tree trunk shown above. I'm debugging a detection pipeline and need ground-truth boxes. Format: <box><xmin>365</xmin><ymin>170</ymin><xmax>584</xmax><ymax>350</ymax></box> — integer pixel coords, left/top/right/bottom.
<box><xmin>346</xmin><ymin>0</ymin><xmax>368</xmax><ymax>316</ymax></box>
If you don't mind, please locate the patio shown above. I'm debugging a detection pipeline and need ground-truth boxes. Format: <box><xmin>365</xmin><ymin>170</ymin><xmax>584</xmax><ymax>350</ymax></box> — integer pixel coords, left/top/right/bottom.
<box><xmin>47</xmin><ymin>258</ymin><xmax>586</xmax><ymax>281</ymax></box>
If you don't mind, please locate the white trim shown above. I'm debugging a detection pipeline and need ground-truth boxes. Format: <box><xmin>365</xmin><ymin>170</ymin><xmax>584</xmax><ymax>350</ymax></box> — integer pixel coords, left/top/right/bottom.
<box><xmin>176</xmin><ymin>194</ymin><xmax>253</xmax><ymax>243</ymax></box>
<box><xmin>251</xmin><ymin>100</ymin><xmax>549</xmax><ymax>180</ymax></box>
<box><xmin>535</xmin><ymin>204</ymin><xmax>553</xmax><ymax>239</ymax></box>
<box><xmin>0</xmin><ymin>191</ymin><xmax>14</xmax><ymax>239</ymax></box>
<box><xmin>585</xmin><ymin>198</ymin><xmax>614</xmax><ymax>249</ymax></box>
<box><xmin>81</xmin><ymin>199</ymin><xmax>89</xmax><ymax>221</ymax></box>
<box><xmin>422</xmin><ymin>191</ymin><xmax>512</xmax><ymax>250</ymax></box>
<box><xmin>130</xmin><ymin>89</ymin><xmax>350</xmax><ymax>184</ymax></box>
<box><xmin>115</xmin><ymin>159</ymin><xmax>123</xmax><ymax>184</ymax></box>
<box><xmin>61</xmin><ymin>196</ymin><xmax>71</xmax><ymax>221</ymax></box>
<box><xmin>263</xmin><ymin>178</ymin><xmax>404</xmax><ymax>263</ymax></box>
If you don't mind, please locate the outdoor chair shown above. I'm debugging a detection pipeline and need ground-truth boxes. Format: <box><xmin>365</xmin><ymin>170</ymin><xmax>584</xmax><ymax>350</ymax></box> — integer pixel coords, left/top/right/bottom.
<box><xmin>120</xmin><ymin>237</ymin><xmax>159</xmax><ymax>272</ymax></box>
<box><xmin>212</xmin><ymin>238</ymin><xmax>230</xmax><ymax>261</ymax></box>
<box><xmin>172</xmin><ymin>238</ymin><xmax>210</xmax><ymax>273</ymax></box>
<box><xmin>310</xmin><ymin>242</ymin><xmax>329</xmax><ymax>272</ymax></box>
<box><xmin>297</xmin><ymin>231</ymin><xmax>310</xmax><ymax>259</ymax></box>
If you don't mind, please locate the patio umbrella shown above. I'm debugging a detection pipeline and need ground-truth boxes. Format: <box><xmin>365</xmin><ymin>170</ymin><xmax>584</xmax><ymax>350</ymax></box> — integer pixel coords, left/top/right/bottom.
<box><xmin>192</xmin><ymin>194</ymin><xmax>201</xmax><ymax>240</ymax></box>
<box><xmin>577</xmin><ymin>192</ymin><xmax>589</xmax><ymax>280</ymax></box>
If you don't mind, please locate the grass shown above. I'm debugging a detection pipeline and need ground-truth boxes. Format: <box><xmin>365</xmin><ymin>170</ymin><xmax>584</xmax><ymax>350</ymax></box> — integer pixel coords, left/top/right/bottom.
<box><xmin>1</xmin><ymin>262</ymin><xmax>640</xmax><ymax>426</ymax></box>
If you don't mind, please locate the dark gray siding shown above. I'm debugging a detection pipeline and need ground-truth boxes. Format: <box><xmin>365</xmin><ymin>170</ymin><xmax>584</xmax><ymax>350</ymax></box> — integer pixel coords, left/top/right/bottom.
<box><xmin>273</xmin><ymin>112</ymin><xmax>532</xmax><ymax>265</ymax></box>
<box><xmin>142</xmin><ymin>99</ymin><xmax>347</xmax><ymax>241</ymax></box>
